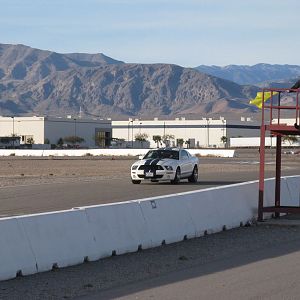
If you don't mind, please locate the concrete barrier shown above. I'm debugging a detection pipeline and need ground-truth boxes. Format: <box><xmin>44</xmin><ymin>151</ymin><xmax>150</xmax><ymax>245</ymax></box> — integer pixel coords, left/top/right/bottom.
<box><xmin>286</xmin><ymin>176</ymin><xmax>300</xmax><ymax>206</ymax></box>
<box><xmin>189</xmin><ymin>149</ymin><xmax>235</xmax><ymax>158</ymax></box>
<box><xmin>79</xmin><ymin>202</ymin><xmax>151</xmax><ymax>260</ymax></box>
<box><xmin>17</xmin><ymin>209</ymin><xmax>95</xmax><ymax>272</ymax></box>
<box><xmin>0</xmin><ymin>148</ymin><xmax>235</xmax><ymax>158</ymax></box>
<box><xmin>187</xmin><ymin>182</ymin><xmax>259</xmax><ymax>235</ymax></box>
<box><xmin>0</xmin><ymin>175</ymin><xmax>299</xmax><ymax>281</ymax></box>
<box><xmin>137</xmin><ymin>196</ymin><xmax>196</xmax><ymax>246</ymax></box>
<box><xmin>264</xmin><ymin>177</ymin><xmax>293</xmax><ymax>207</ymax></box>
<box><xmin>0</xmin><ymin>218</ymin><xmax>37</xmax><ymax>281</ymax></box>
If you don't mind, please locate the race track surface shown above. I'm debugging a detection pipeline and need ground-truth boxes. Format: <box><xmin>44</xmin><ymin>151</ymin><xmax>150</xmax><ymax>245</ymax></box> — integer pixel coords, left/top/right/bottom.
<box><xmin>0</xmin><ymin>149</ymin><xmax>299</xmax><ymax>217</ymax></box>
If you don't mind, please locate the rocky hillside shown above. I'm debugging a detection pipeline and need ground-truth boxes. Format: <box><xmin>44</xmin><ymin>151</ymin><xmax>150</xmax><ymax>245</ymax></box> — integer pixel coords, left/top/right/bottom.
<box><xmin>195</xmin><ymin>64</ymin><xmax>300</xmax><ymax>86</ymax></box>
<box><xmin>0</xmin><ymin>43</ymin><xmax>259</xmax><ymax>117</ymax></box>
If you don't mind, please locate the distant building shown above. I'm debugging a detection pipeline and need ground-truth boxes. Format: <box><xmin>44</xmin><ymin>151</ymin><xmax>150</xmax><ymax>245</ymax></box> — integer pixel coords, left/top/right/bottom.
<box><xmin>0</xmin><ymin>115</ymin><xmax>263</xmax><ymax>149</ymax></box>
<box><xmin>0</xmin><ymin>116</ymin><xmax>112</xmax><ymax>148</ymax></box>
<box><xmin>112</xmin><ymin>117</ymin><xmax>260</xmax><ymax>148</ymax></box>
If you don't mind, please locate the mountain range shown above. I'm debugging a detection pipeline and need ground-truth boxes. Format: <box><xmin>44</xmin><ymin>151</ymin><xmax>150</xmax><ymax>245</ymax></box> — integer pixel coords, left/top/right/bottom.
<box><xmin>1</xmin><ymin>43</ymin><xmax>297</xmax><ymax>118</ymax></box>
<box><xmin>195</xmin><ymin>64</ymin><xmax>300</xmax><ymax>86</ymax></box>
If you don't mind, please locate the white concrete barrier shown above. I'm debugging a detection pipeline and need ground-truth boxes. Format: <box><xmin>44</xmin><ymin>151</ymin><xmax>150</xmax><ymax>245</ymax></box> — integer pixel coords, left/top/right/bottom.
<box><xmin>189</xmin><ymin>149</ymin><xmax>235</xmax><ymax>158</ymax></box>
<box><xmin>0</xmin><ymin>175</ymin><xmax>299</xmax><ymax>281</ymax></box>
<box><xmin>286</xmin><ymin>176</ymin><xmax>300</xmax><ymax>206</ymax></box>
<box><xmin>0</xmin><ymin>148</ymin><xmax>235</xmax><ymax>158</ymax></box>
<box><xmin>184</xmin><ymin>189</ymin><xmax>225</xmax><ymax>236</ymax></box>
<box><xmin>136</xmin><ymin>196</ymin><xmax>196</xmax><ymax>246</ymax></box>
<box><xmin>230</xmin><ymin>137</ymin><xmax>300</xmax><ymax>148</ymax></box>
<box><xmin>79</xmin><ymin>202</ymin><xmax>151</xmax><ymax>260</ymax></box>
<box><xmin>187</xmin><ymin>182</ymin><xmax>259</xmax><ymax>235</ymax></box>
<box><xmin>0</xmin><ymin>218</ymin><xmax>37</xmax><ymax>281</ymax></box>
<box><xmin>17</xmin><ymin>209</ymin><xmax>96</xmax><ymax>272</ymax></box>
<box><xmin>264</xmin><ymin>177</ymin><xmax>293</xmax><ymax>207</ymax></box>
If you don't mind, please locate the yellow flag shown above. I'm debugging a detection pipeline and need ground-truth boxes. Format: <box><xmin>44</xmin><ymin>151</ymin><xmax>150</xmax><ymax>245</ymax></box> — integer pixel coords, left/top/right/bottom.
<box><xmin>249</xmin><ymin>91</ymin><xmax>278</xmax><ymax>109</ymax></box>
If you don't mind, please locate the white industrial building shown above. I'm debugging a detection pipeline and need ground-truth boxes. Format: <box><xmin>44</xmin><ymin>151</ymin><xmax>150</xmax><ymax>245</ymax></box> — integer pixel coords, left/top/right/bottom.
<box><xmin>112</xmin><ymin>117</ymin><xmax>261</xmax><ymax>148</ymax></box>
<box><xmin>0</xmin><ymin>116</ymin><xmax>112</xmax><ymax>148</ymax></box>
<box><xmin>0</xmin><ymin>115</ymin><xmax>264</xmax><ymax>149</ymax></box>
<box><xmin>231</xmin><ymin>118</ymin><xmax>300</xmax><ymax>148</ymax></box>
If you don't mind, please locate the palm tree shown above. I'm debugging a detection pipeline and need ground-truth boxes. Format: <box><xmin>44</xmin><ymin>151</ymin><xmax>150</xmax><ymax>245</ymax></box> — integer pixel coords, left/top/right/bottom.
<box><xmin>220</xmin><ymin>136</ymin><xmax>228</xmax><ymax>148</ymax></box>
<box><xmin>153</xmin><ymin>135</ymin><xmax>162</xmax><ymax>148</ymax></box>
<box><xmin>57</xmin><ymin>137</ymin><xmax>64</xmax><ymax>147</ymax></box>
<box><xmin>26</xmin><ymin>137</ymin><xmax>35</xmax><ymax>144</ymax></box>
<box><xmin>64</xmin><ymin>136</ymin><xmax>85</xmax><ymax>145</ymax></box>
<box><xmin>177</xmin><ymin>138</ymin><xmax>184</xmax><ymax>148</ymax></box>
<box><xmin>282</xmin><ymin>135</ymin><xmax>298</xmax><ymax>146</ymax></box>
<box><xmin>162</xmin><ymin>134</ymin><xmax>175</xmax><ymax>147</ymax></box>
<box><xmin>185</xmin><ymin>140</ymin><xmax>190</xmax><ymax>149</ymax></box>
<box><xmin>135</xmin><ymin>133</ymin><xmax>149</xmax><ymax>148</ymax></box>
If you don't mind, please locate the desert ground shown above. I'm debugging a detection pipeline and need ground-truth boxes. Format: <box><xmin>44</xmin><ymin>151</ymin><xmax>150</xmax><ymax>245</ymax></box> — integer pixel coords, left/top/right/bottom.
<box><xmin>0</xmin><ymin>148</ymin><xmax>299</xmax><ymax>188</ymax></box>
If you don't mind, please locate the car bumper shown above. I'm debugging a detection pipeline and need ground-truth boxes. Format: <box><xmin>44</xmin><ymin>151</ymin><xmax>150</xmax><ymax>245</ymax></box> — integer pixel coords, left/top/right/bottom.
<box><xmin>131</xmin><ymin>169</ymin><xmax>175</xmax><ymax>181</ymax></box>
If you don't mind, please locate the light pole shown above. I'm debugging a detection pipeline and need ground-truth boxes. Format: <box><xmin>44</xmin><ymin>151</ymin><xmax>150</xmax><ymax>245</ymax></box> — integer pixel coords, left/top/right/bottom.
<box><xmin>222</xmin><ymin>119</ymin><xmax>226</xmax><ymax>148</ymax></box>
<box><xmin>127</xmin><ymin>120</ymin><xmax>133</xmax><ymax>147</ymax></box>
<box><xmin>207</xmin><ymin>118</ymin><xmax>210</xmax><ymax>148</ymax></box>
<box><xmin>131</xmin><ymin>120</ymin><xmax>134</xmax><ymax>148</ymax></box>
<box><xmin>74</xmin><ymin>118</ymin><xmax>77</xmax><ymax>147</ymax></box>
<box><xmin>74</xmin><ymin>118</ymin><xmax>77</xmax><ymax>137</ymax></box>
<box><xmin>11</xmin><ymin>116</ymin><xmax>15</xmax><ymax>149</ymax></box>
<box><xmin>127</xmin><ymin>121</ymin><xmax>130</xmax><ymax>143</ymax></box>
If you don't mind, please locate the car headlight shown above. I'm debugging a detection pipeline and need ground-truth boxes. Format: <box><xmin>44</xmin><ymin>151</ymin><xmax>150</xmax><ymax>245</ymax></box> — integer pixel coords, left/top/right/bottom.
<box><xmin>165</xmin><ymin>166</ymin><xmax>173</xmax><ymax>171</ymax></box>
<box><xmin>131</xmin><ymin>165</ymin><xmax>139</xmax><ymax>170</ymax></box>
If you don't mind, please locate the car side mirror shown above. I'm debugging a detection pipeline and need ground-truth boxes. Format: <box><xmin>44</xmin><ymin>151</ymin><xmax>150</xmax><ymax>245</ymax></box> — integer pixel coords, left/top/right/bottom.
<box><xmin>138</xmin><ymin>155</ymin><xmax>144</xmax><ymax>160</ymax></box>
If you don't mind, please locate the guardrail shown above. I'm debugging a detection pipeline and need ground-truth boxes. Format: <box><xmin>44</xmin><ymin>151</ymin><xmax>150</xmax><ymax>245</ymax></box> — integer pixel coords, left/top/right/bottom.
<box><xmin>0</xmin><ymin>149</ymin><xmax>235</xmax><ymax>157</ymax></box>
<box><xmin>1</xmin><ymin>175</ymin><xmax>298</xmax><ymax>281</ymax></box>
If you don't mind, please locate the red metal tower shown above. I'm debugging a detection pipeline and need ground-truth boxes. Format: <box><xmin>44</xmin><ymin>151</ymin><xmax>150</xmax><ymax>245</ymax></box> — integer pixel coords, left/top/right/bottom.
<box><xmin>258</xmin><ymin>88</ymin><xmax>300</xmax><ymax>221</ymax></box>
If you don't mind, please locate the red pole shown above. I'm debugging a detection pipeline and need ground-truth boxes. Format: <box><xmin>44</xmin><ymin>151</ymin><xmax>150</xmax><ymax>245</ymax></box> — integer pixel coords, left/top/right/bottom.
<box><xmin>258</xmin><ymin>91</ymin><xmax>266</xmax><ymax>221</ymax></box>
<box><xmin>296</xmin><ymin>91</ymin><xmax>299</xmax><ymax>126</ymax></box>
<box><xmin>275</xmin><ymin>134</ymin><xmax>282</xmax><ymax>218</ymax></box>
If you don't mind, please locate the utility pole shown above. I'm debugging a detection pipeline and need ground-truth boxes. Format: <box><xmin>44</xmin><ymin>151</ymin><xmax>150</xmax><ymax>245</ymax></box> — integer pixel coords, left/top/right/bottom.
<box><xmin>207</xmin><ymin>118</ymin><xmax>210</xmax><ymax>148</ymax></box>
<box><xmin>11</xmin><ymin>116</ymin><xmax>15</xmax><ymax>149</ymax></box>
<box><xmin>131</xmin><ymin>120</ymin><xmax>134</xmax><ymax>148</ymax></box>
<box><xmin>74</xmin><ymin>118</ymin><xmax>77</xmax><ymax>138</ymax></box>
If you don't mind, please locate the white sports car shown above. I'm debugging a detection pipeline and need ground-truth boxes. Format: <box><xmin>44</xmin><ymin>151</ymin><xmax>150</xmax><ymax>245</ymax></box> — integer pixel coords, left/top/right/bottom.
<box><xmin>131</xmin><ymin>148</ymin><xmax>199</xmax><ymax>184</ymax></box>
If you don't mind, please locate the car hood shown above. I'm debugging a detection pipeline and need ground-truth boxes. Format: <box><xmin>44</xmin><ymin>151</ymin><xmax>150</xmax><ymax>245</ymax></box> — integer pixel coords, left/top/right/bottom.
<box><xmin>135</xmin><ymin>158</ymin><xmax>177</xmax><ymax>166</ymax></box>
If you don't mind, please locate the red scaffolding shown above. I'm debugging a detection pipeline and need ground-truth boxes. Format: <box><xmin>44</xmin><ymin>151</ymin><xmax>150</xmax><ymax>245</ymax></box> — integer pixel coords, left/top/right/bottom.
<box><xmin>258</xmin><ymin>88</ymin><xmax>300</xmax><ymax>221</ymax></box>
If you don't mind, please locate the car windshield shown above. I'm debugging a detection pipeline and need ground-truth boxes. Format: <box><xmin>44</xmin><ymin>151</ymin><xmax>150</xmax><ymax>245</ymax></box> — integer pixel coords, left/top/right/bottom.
<box><xmin>144</xmin><ymin>150</ymin><xmax>179</xmax><ymax>160</ymax></box>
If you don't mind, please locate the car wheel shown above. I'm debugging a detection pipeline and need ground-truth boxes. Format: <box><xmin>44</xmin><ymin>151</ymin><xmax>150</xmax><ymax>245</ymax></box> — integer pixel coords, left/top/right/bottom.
<box><xmin>171</xmin><ymin>168</ymin><xmax>181</xmax><ymax>184</ymax></box>
<box><xmin>188</xmin><ymin>165</ymin><xmax>198</xmax><ymax>183</ymax></box>
<box><xmin>132</xmin><ymin>180</ymin><xmax>141</xmax><ymax>184</ymax></box>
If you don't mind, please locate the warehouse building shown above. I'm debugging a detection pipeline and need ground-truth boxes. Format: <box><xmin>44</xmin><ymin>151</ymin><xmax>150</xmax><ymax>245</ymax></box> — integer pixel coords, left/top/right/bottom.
<box><xmin>0</xmin><ymin>116</ymin><xmax>112</xmax><ymax>148</ymax></box>
<box><xmin>0</xmin><ymin>115</ymin><xmax>261</xmax><ymax>149</ymax></box>
<box><xmin>112</xmin><ymin>117</ymin><xmax>260</xmax><ymax>148</ymax></box>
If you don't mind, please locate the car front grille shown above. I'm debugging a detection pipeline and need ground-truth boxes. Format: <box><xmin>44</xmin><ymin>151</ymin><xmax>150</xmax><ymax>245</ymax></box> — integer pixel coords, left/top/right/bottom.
<box><xmin>138</xmin><ymin>165</ymin><xmax>164</xmax><ymax>171</ymax></box>
<box><xmin>138</xmin><ymin>174</ymin><xmax>164</xmax><ymax>179</ymax></box>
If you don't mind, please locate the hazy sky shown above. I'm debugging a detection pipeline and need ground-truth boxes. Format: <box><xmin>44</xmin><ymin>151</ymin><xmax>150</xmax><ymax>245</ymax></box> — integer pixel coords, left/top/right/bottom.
<box><xmin>1</xmin><ymin>0</ymin><xmax>299</xmax><ymax>67</ymax></box>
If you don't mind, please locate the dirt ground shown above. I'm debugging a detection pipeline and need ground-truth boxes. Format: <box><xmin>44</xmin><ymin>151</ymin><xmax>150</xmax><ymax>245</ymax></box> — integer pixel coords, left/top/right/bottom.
<box><xmin>0</xmin><ymin>148</ymin><xmax>299</xmax><ymax>188</ymax></box>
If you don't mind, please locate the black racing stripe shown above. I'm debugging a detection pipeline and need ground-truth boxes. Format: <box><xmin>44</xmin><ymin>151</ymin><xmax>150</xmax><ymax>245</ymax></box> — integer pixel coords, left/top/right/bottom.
<box><xmin>144</xmin><ymin>159</ymin><xmax>153</xmax><ymax>165</ymax></box>
<box><xmin>150</xmin><ymin>159</ymin><xmax>160</xmax><ymax>165</ymax></box>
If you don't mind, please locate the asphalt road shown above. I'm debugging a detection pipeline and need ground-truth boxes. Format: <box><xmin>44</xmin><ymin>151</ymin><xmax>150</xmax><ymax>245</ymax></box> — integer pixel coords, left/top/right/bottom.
<box><xmin>0</xmin><ymin>155</ymin><xmax>299</xmax><ymax>217</ymax></box>
<box><xmin>0</xmin><ymin>176</ymin><xmax>242</xmax><ymax>217</ymax></box>
<box><xmin>86</xmin><ymin>226</ymin><xmax>300</xmax><ymax>300</ymax></box>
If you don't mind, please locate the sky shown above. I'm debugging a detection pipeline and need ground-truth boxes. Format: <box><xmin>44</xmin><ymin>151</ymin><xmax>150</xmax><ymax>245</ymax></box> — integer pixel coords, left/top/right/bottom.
<box><xmin>1</xmin><ymin>0</ymin><xmax>300</xmax><ymax>67</ymax></box>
